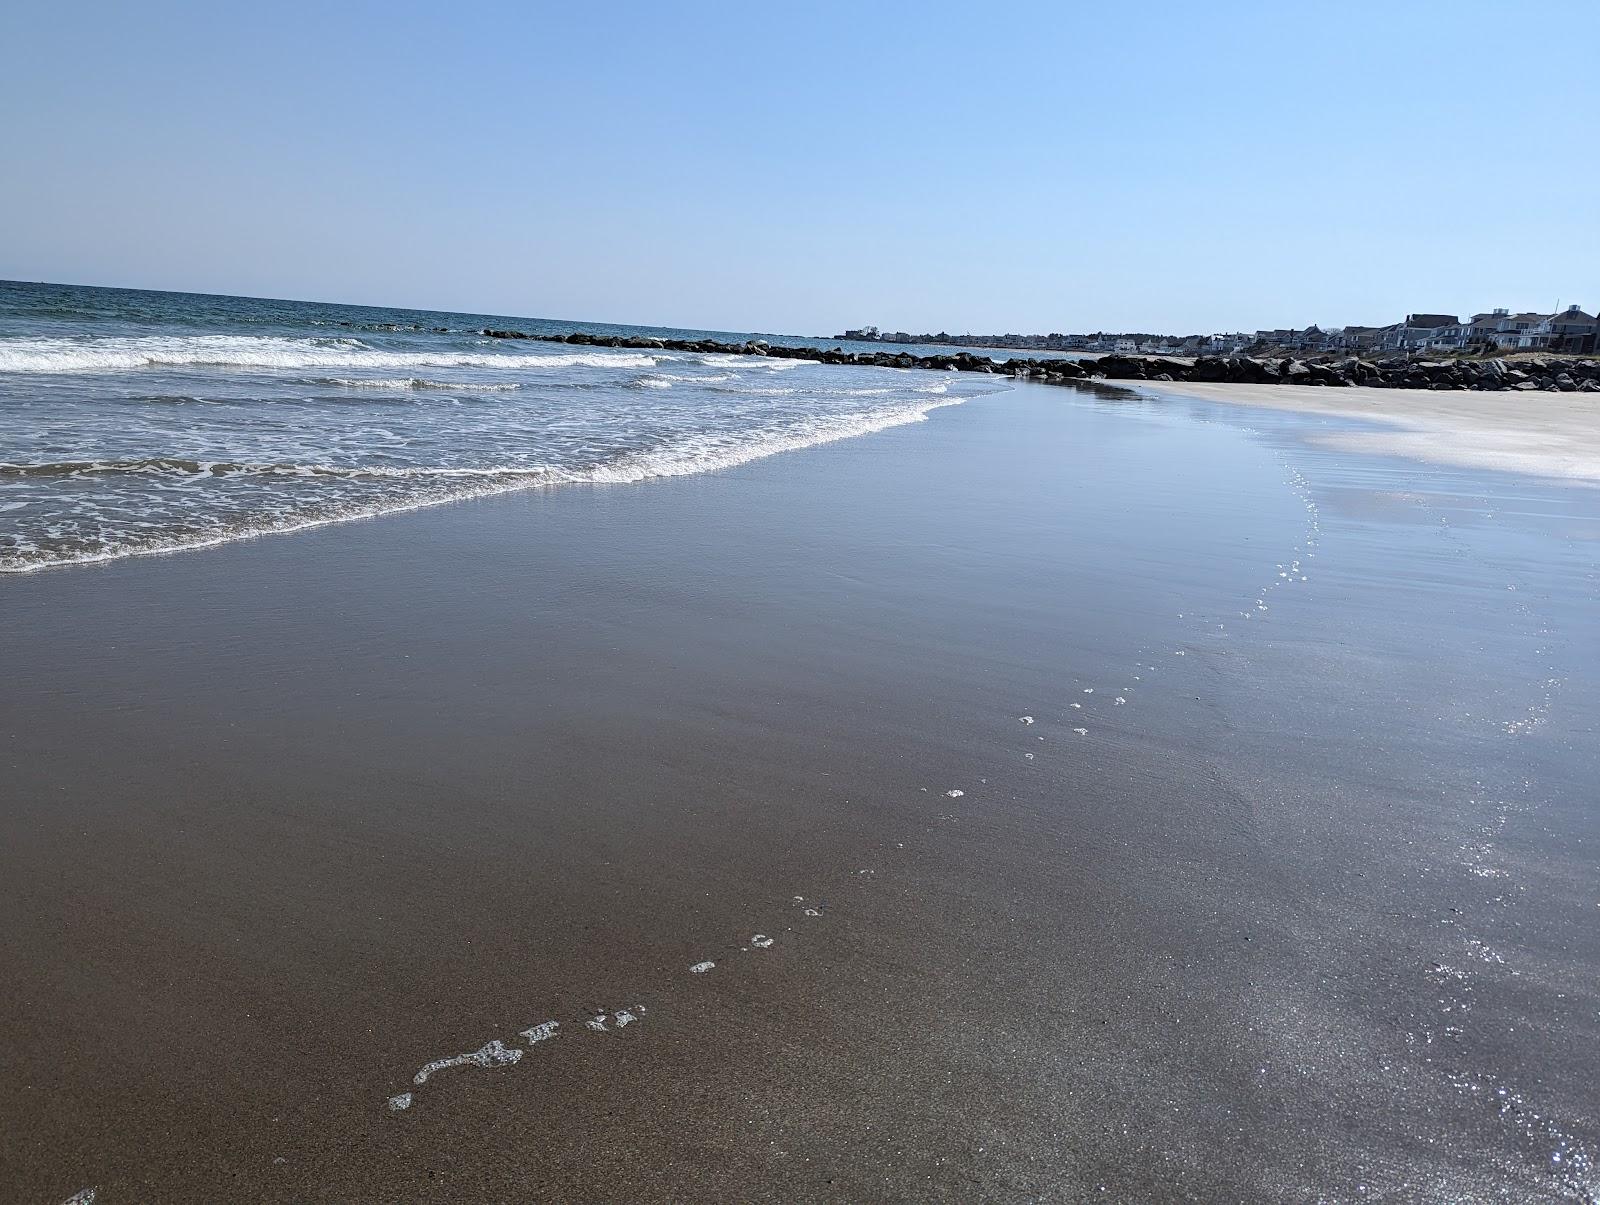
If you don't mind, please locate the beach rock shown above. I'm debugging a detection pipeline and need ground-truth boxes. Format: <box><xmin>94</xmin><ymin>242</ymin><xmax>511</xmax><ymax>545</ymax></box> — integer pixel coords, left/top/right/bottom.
<box><xmin>509</xmin><ymin>329</ymin><xmax>1600</xmax><ymax>395</ymax></box>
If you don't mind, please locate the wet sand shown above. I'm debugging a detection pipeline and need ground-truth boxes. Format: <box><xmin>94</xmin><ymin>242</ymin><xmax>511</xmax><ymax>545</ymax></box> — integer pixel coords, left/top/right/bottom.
<box><xmin>3</xmin><ymin>384</ymin><xmax>1599</xmax><ymax>1202</ymax></box>
<box><xmin>1140</xmin><ymin>379</ymin><xmax>1600</xmax><ymax>484</ymax></box>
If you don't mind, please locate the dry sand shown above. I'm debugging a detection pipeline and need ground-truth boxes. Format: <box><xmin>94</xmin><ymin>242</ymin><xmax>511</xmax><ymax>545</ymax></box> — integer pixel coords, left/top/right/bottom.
<box><xmin>1139</xmin><ymin>380</ymin><xmax>1600</xmax><ymax>484</ymax></box>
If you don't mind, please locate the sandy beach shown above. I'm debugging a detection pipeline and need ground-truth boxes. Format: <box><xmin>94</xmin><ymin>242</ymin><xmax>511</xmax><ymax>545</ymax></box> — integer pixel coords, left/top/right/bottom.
<box><xmin>1140</xmin><ymin>380</ymin><xmax>1600</xmax><ymax>484</ymax></box>
<box><xmin>3</xmin><ymin>382</ymin><xmax>1598</xmax><ymax>1202</ymax></box>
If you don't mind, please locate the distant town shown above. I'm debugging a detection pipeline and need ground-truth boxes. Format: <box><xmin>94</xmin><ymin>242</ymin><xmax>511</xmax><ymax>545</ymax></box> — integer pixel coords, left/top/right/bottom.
<box><xmin>834</xmin><ymin>304</ymin><xmax>1599</xmax><ymax>357</ymax></box>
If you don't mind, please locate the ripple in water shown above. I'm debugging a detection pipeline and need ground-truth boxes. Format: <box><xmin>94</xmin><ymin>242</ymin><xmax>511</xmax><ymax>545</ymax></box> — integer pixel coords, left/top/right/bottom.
<box><xmin>0</xmin><ymin>290</ymin><xmax>1008</xmax><ymax>571</ymax></box>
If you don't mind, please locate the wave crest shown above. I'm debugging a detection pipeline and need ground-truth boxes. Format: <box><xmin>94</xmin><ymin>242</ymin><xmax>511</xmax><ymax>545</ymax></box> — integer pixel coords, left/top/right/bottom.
<box><xmin>0</xmin><ymin>335</ymin><xmax>659</xmax><ymax>375</ymax></box>
<box><xmin>0</xmin><ymin>397</ymin><xmax>965</xmax><ymax>572</ymax></box>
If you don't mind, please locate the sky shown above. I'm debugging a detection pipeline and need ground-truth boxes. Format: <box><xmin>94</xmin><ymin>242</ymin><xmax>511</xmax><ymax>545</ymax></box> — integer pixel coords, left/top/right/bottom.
<box><xmin>3</xmin><ymin>1</ymin><xmax>1597</xmax><ymax>335</ymax></box>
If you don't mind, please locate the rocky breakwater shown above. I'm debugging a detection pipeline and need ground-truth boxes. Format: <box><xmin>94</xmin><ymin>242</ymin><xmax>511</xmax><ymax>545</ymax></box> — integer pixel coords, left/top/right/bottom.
<box><xmin>483</xmin><ymin>328</ymin><xmax>1004</xmax><ymax>372</ymax></box>
<box><xmin>481</xmin><ymin>330</ymin><xmax>1600</xmax><ymax>393</ymax></box>
<box><xmin>1077</xmin><ymin>353</ymin><xmax>1600</xmax><ymax>392</ymax></box>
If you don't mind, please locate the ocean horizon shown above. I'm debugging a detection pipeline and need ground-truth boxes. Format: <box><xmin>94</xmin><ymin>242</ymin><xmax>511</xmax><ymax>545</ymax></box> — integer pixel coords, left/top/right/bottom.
<box><xmin>0</xmin><ymin>280</ymin><xmax>1013</xmax><ymax>573</ymax></box>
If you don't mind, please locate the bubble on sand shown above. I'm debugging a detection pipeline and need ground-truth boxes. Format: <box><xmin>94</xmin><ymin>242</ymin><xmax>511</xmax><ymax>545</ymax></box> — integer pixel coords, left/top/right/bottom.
<box><xmin>520</xmin><ymin>1021</ymin><xmax>559</xmax><ymax>1045</ymax></box>
<box><xmin>1019</xmin><ymin>715</ymin><xmax>1035</xmax><ymax>725</ymax></box>
<box><xmin>803</xmin><ymin>907</ymin><xmax>822</xmax><ymax>917</ymax></box>
<box><xmin>945</xmin><ymin>789</ymin><xmax>964</xmax><ymax>798</ymax></box>
<box><xmin>1083</xmin><ymin>688</ymin><xmax>1094</xmax><ymax>694</ymax></box>
<box><xmin>690</xmin><ymin>961</ymin><xmax>716</xmax><ymax>973</ymax></box>
<box><xmin>61</xmin><ymin>1192</ymin><xmax>97</xmax><ymax>1205</ymax></box>
<box><xmin>1073</xmin><ymin>727</ymin><xmax>1088</xmax><ymax>736</ymax></box>
<box><xmin>387</xmin><ymin>1093</ymin><xmax>413</xmax><ymax>1111</ymax></box>
<box><xmin>1114</xmin><ymin>697</ymin><xmax>1127</xmax><ymax>705</ymax></box>
<box><xmin>1070</xmin><ymin>702</ymin><xmax>1082</xmax><ymax>709</ymax></box>
<box><xmin>1024</xmin><ymin>752</ymin><xmax>1035</xmax><ymax>760</ymax></box>
<box><xmin>586</xmin><ymin>1015</ymin><xmax>610</xmax><ymax>1032</ymax></box>
<box><xmin>613</xmin><ymin>1008</ymin><xmax>639</xmax><ymax>1027</ymax></box>
<box><xmin>751</xmin><ymin>934</ymin><xmax>774</xmax><ymax>948</ymax></box>
<box><xmin>413</xmin><ymin>1038</ymin><xmax>522</xmax><ymax>1086</ymax></box>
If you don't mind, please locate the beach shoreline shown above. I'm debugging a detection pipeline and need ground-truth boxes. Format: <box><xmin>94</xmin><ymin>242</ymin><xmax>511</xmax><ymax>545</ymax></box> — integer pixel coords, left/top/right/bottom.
<box><xmin>1136</xmin><ymin>379</ymin><xmax>1600</xmax><ymax>484</ymax></box>
<box><xmin>3</xmin><ymin>384</ymin><xmax>1598</xmax><ymax>1201</ymax></box>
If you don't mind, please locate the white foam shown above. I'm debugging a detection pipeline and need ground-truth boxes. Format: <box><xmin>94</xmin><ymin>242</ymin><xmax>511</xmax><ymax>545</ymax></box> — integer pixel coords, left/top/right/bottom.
<box><xmin>61</xmin><ymin>1191</ymin><xmax>96</xmax><ymax>1205</ymax></box>
<box><xmin>690</xmin><ymin>961</ymin><xmax>715</xmax><ymax>973</ymax></box>
<box><xmin>387</xmin><ymin>1093</ymin><xmax>413</xmax><ymax>1111</ymax></box>
<box><xmin>3</xmin><ymin>396</ymin><xmax>967</xmax><ymax>575</ymax></box>
<box><xmin>0</xmin><ymin>334</ymin><xmax>659</xmax><ymax>375</ymax></box>
<box><xmin>412</xmin><ymin>1038</ymin><xmax>523</xmax><ymax>1086</ymax></box>
<box><xmin>751</xmin><ymin>934</ymin><xmax>774</xmax><ymax>948</ymax></box>
<box><xmin>320</xmin><ymin>376</ymin><xmax>523</xmax><ymax>391</ymax></box>
<box><xmin>520</xmin><ymin>1020</ymin><xmax>559</xmax><ymax>1045</ymax></box>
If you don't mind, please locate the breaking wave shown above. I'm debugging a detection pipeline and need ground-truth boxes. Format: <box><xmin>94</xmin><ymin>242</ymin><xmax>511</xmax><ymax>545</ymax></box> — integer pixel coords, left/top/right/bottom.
<box><xmin>0</xmin><ymin>397</ymin><xmax>964</xmax><ymax>573</ymax></box>
<box><xmin>313</xmin><ymin>377</ymin><xmax>524</xmax><ymax>391</ymax></box>
<box><xmin>0</xmin><ymin>334</ymin><xmax>658</xmax><ymax>375</ymax></box>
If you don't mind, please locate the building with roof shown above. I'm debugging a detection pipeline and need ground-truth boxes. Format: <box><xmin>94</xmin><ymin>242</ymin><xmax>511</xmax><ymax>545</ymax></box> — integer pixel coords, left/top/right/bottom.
<box><xmin>1531</xmin><ymin>305</ymin><xmax>1597</xmax><ymax>353</ymax></box>
<box><xmin>1383</xmin><ymin>314</ymin><xmax>1460</xmax><ymax>350</ymax></box>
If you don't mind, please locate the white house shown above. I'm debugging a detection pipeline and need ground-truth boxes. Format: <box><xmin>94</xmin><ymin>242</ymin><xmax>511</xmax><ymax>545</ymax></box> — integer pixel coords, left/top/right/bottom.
<box><xmin>1530</xmin><ymin>305</ymin><xmax>1597</xmax><ymax>352</ymax></box>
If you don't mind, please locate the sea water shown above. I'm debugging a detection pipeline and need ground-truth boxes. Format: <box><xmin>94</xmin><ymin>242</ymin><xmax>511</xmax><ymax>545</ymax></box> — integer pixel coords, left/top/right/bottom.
<box><xmin>0</xmin><ymin>281</ymin><xmax>1008</xmax><ymax>571</ymax></box>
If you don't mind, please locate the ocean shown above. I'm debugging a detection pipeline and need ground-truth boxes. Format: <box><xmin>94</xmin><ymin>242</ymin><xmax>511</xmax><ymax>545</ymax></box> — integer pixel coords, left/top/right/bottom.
<box><xmin>0</xmin><ymin>281</ymin><xmax>1009</xmax><ymax>572</ymax></box>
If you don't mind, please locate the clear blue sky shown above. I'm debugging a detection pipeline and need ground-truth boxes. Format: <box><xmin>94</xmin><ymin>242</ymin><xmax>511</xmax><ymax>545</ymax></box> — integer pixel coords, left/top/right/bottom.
<box><xmin>3</xmin><ymin>1</ymin><xmax>1596</xmax><ymax>334</ymax></box>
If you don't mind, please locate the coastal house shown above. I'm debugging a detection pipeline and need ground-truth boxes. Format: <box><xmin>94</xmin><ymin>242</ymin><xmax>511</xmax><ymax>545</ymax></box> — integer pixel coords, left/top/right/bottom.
<box><xmin>1531</xmin><ymin>305</ymin><xmax>1597</xmax><ymax>353</ymax></box>
<box><xmin>1489</xmin><ymin>312</ymin><xmax>1555</xmax><ymax>351</ymax></box>
<box><xmin>1294</xmin><ymin>325</ymin><xmax>1328</xmax><ymax>351</ymax></box>
<box><xmin>1383</xmin><ymin>314</ymin><xmax>1460</xmax><ymax>351</ymax></box>
<box><xmin>1330</xmin><ymin>325</ymin><xmax>1387</xmax><ymax>351</ymax></box>
<box><xmin>1413</xmin><ymin>306</ymin><xmax>1596</xmax><ymax>353</ymax></box>
<box><xmin>1446</xmin><ymin>309</ymin><xmax>1511</xmax><ymax>351</ymax></box>
<box><xmin>1249</xmin><ymin>326</ymin><xmax>1331</xmax><ymax>352</ymax></box>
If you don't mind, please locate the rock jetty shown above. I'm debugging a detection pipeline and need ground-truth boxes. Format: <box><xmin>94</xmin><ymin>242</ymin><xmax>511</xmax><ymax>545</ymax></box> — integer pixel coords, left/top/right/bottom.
<box><xmin>481</xmin><ymin>329</ymin><xmax>1600</xmax><ymax>393</ymax></box>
